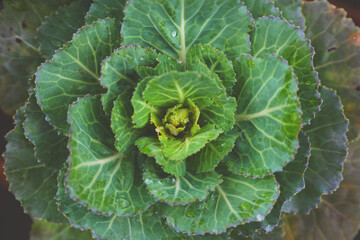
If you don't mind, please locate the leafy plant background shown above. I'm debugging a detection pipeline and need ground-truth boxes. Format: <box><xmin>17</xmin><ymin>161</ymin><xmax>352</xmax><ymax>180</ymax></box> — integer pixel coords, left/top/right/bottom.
<box><xmin>0</xmin><ymin>0</ymin><xmax>359</xmax><ymax>239</ymax></box>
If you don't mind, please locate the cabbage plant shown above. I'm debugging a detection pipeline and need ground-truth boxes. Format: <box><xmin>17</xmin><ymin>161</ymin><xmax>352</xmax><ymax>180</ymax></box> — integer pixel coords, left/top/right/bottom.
<box><xmin>1</xmin><ymin>0</ymin><xmax>359</xmax><ymax>239</ymax></box>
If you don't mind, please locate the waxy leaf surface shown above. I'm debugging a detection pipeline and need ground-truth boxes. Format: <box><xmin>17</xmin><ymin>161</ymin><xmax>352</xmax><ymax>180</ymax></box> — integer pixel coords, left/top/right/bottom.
<box><xmin>4</xmin><ymin>108</ymin><xmax>66</xmax><ymax>222</ymax></box>
<box><xmin>160</xmin><ymin>124</ymin><xmax>222</xmax><ymax>161</ymax></box>
<box><xmin>227</xmin><ymin>54</ymin><xmax>301</xmax><ymax>177</ymax></box>
<box><xmin>36</xmin><ymin>18</ymin><xmax>120</xmax><ymax>134</ymax></box>
<box><xmin>163</xmin><ymin>172</ymin><xmax>279</xmax><ymax>234</ymax></box>
<box><xmin>303</xmin><ymin>0</ymin><xmax>360</xmax><ymax>141</ymax></box>
<box><xmin>37</xmin><ymin>0</ymin><xmax>92</xmax><ymax>58</ymax></box>
<box><xmin>284</xmin><ymin>87</ymin><xmax>348</xmax><ymax>213</ymax></box>
<box><xmin>57</xmin><ymin>167</ymin><xmax>180</xmax><ymax>240</ymax></box>
<box><xmin>188</xmin><ymin>129</ymin><xmax>238</xmax><ymax>173</ymax></box>
<box><xmin>250</xmin><ymin>17</ymin><xmax>320</xmax><ymax>124</ymax></box>
<box><xmin>135</xmin><ymin>137</ymin><xmax>186</xmax><ymax>176</ymax></box>
<box><xmin>236</xmin><ymin>132</ymin><xmax>309</xmax><ymax>234</ymax></box>
<box><xmin>111</xmin><ymin>90</ymin><xmax>141</xmax><ymax>154</ymax></box>
<box><xmin>24</xmin><ymin>94</ymin><xmax>68</xmax><ymax>169</ymax></box>
<box><xmin>283</xmin><ymin>139</ymin><xmax>360</xmax><ymax>240</ymax></box>
<box><xmin>143</xmin><ymin>71</ymin><xmax>221</xmax><ymax>109</ymax></box>
<box><xmin>86</xmin><ymin>0</ymin><xmax>126</xmax><ymax>24</ymax></box>
<box><xmin>66</xmin><ymin>95</ymin><xmax>152</xmax><ymax>216</ymax></box>
<box><xmin>101</xmin><ymin>45</ymin><xmax>157</xmax><ymax>114</ymax></box>
<box><xmin>143</xmin><ymin>158</ymin><xmax>221</xmax><ymax>205</ymax></box>
<box><xmin>122</xmin><ymin>0</ymin><xmax>253</xmax><ymax>63</ymax></box>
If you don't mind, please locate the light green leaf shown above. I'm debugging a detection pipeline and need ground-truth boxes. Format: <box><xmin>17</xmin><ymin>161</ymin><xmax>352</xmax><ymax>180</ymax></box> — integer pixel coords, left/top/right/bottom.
<box><xmin>35</xmin><ymin>18</ymin><xmax>120</xmax><ymax>134</ymax></box>
<box><xmin>122</xmin><ymin>0</ymin><xmax>253</xmax><ymax>64</ymax></box>
<box><xmin>187</xmin><ymin>44</ymin><xmax>236</xmax><ymax>94</ymax></box>
<box><xmin>162</xmin><ymin>172</ymin><xmax>279</xmax><ymax>234</ymax></box>
<box><xmin>275</xmin><ymin>0</ymin><xmax>306</xmax><ymax>30</ymax></box>
<box><xmin>235</xmin><ymin>132</ymin><xmax>309</xmax><ymax>235</ymax></box>
<box><xmin>143</xmin><ymin>71</ymin><xmax>222</xmax><ymax>109</ymax></box>
<box><xmin>188</xmin><ymin>129</ymin><xmax>238</xmax><ymax>173</ymax></box>
<box><xmin>250</xmin><ymin>17</ymin><xmax>320</xmax><ymax>124</ymax></box>
<box><xmin>283</xmin><ymin>138</ymin><xmax>360</xmax><ymax>240</ymax></box>
<box><xmin>30</xmin><ymin>220</ymin><xmax>93</xmax><ymax>240</ymax></box>
<box><xmin>66</xmin><ymin>95</ymin><xmax>152</xmax><ymax>216</ymax></box>
<box><xmin>57</xmin><ymin>167</ymin><xmax>180</xmax><ymax>240</ymax></box>
<box><xmin>131</xmin><ymin>77</ymin><xmax>154</xmax><ymax>128</ymax></box>
<box><xmin>23</xmin><ymin>94</ymin><xmax>68</xmax><ymax>169</ymax></box>
<box><xmin>101</xmin><ymin>45</ymin><xmax>158</xmax><ymax>114</ymax></box>
<box><xmin>200</xmin><ymin>94</ymin><xmax>237</xmax><ymax>132</ymax></box>
<box><xmin>4</xmin><ymin>107</ymin><xmax>66</xmax><ymax>222</ymax></box>
<box><xmin>154</xmin><ymin>54</ymin><xmax>184</xmax><ymax>75</ymax></box>
<box><xmin>228</xmin><ymin>54</ymin><xmax>301</xmax><ymax>177</ymax></box>
<box><xmin>111</xmin><ymin>89</ymin><xmax>141</xmax><ymax>154</ymax></box>
<box><xmin>37</xmin><ymin>0</ymin><xmax>92</xmax><ymax>58</ymax></box>
<box><xmin>161</xmin><ymin>124</ymin><xmax>223</xmax><ymax>161</ymax></box>
<box><xmin>0</xmin><ymin>0</ymin><xmax>72</xmax><ymax>114</ymax></box>
<box><xmin>143</xmin><ymin>158</ymin><xmax>222</xmax><ymax>205</ymax></box>
<box><xmin>303</xmin><ymin>0</ymin><xmax>360</xmax><ymax>141</ymax></box>
<box><xmin>242</xmin><ymin>0</ymin><xmax>280</xmax><ymax>19</ymax></box>
<box><xmin>85</xmin><ymin>0</ymin><xmax>126</xmax><ymax>24</ymax></box>
<box><xmin>135</xmin><ymin>137</ymin><xmax>186</xmax><ymax>176</ymax></box>
<box><xmin>283</xmin><ymin>87</ymin><xmax>349</xmax><ymax>213</ymax></box>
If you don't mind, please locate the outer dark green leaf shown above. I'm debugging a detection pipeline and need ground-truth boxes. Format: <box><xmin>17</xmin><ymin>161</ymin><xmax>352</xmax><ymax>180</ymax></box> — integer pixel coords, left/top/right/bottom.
<box><xmin>188</xmin><ymin>129</ymin><xmax>238</xmax><ymax>173</ymax></box>
<box><xmin>160</xmin><ymin>124</ymin><xmax>222</xmax><ymax>161</ymax></box>
<box><xmin>162</xmin><ymin>172</ymin><xmax>279</xmax><ymax>234</ymax></box>
<box><xmin>187</xmin><ymin>44</ymin><xmax>236</xmax><ymax>94</ymax></box>
<box><xmin>37</xmin><ymin>0</ymin><xmax>92</xmax><ymax>58</ymax></box>
<box><xmin>250</xmin><ymin>17</ymin><xmax>320</xmax><ymax>124</ymax></box>
<box><xmin>66</xmin><ymin>95</ymin><xmax>152</xmax><ymax>217</ymax></box>
<box><xmin>122</xmin><ymin>0</ymin><xmax>253</xmax><ymax>63</ymax></box>
<box><xmin>283</xmin><ymin>87</ymin><xmax>348</xmax><ymax>214</ymax></box>
<box><xmin>57</xmin><ymin>167</ymin><xmax>180</xmax><ymax>240</ymax></box>
<box><xmin>0</xmin><ymin>0</ymin><xmax>72</xmax><ymax>114</ymax></box>
<box><xmin>85</xmin><ymin>0</ymin><xmax>126</xmax><ymax>24</ymax></box>
<box><xmin>242</xmin><ymin>0</ymin><xmax>280</xmax><ymax>19</ymax></box>
<box><xmin>35</xmin><ymin>18</ymin><xmax>120</xmax><ymax>134</ymax></box>
<box><xmin>275</xmin><ymin>0</ymin><xmax>305</xmax><ymax>30</ymax></box>
<box><xmin>231</xmin><ymin>225</ymin><xmax>284</xmax><ymax>240</ymax></box>
<box><xmin>303</xmin><ymin>0</ymin><xmax>360</xmax><ymax>141</ymax></box>
<box><xmin>30</xmin><ymin>220</ymin><xmax>93</xmax><ymax>240</ymax></box>
<box><xmin>23</xmin><ymin>94</ymin><xmax>68</xmax><ymax>169</ymax></box>
<box><xmin>283</xmin><ymin>139</ymin><xmax>360</xmax><ymax>240</ymax></box>
<box><xmin>135</xmin><ymin>137</ymin><xmax>186</xmax><ymax>176</ymax></box>
<box><xmin>4</xmin><ymin>107</ymin><xmax>66</xmax><ymax>222</ymax></box>
<box><xmin>144</xmin><ymin>158</ymin><xmax>222</xmax><ymax>205</ymax></box>
<box><xmin>235</xmin><ymin>132</ymin><xmax>309</xmax><ymax>235</ymax></box>
<box><xmin>101</xmin><ymin>45</ymin><xmax>158</xmax><ymax>114</ymax></box>
<box><xmin>111</xmin><ymin>89</ymin><xmax>141</xmax><ymax>154</ymax></box>
<box><xmin>189</xmin><ymin>232</ymin><xmax>230</xmax><ymax>240</ymax></box>
<box><xmin>228</xmin><ymin>54</ymin><xmax>301</xmax><ymax>177</ymax></box>
<box><xmin>143</xmin><ymin>71</ymin><xmax>222</xmax><ymax>109</ymax></box>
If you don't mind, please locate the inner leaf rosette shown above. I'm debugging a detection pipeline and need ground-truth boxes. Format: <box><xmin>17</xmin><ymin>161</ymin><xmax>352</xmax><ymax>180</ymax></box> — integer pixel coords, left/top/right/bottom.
<box><xmin>2</xmin><ymin>0</ymin><xmax>351</xmax><ymax>239</ymax></box>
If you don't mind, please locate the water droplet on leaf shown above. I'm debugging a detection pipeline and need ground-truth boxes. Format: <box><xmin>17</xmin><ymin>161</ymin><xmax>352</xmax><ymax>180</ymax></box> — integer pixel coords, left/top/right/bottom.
<box><xmin>171</xmin><ymin>31</ymin><xmax>177</xmax><ymax>37</ymax></box>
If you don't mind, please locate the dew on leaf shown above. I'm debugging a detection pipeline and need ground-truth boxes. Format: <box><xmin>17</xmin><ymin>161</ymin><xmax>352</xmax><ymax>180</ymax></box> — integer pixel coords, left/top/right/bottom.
<box><xmin>256</xmin><ymin>214</ymin><xmax>264</xmax><ymax>221</ymax></box>
<box><xmin>171</xmin><ymin>31</ymin><xmax>177</xmax><ymax>37</ymax></box>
